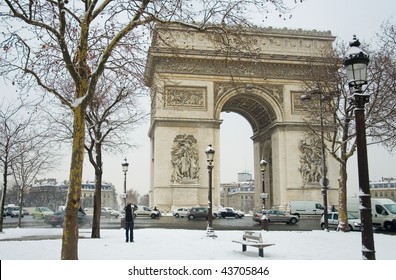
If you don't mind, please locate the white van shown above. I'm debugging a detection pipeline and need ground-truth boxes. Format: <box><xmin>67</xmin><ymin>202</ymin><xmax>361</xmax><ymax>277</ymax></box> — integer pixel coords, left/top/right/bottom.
<box><xmin>289</xmin><ymin>200</ymin><xmax>324</xmax><ymax>217</ymax></box>
<box><xmin>347</xmin><ymin>198</ymin><xmax>396</xmax><ymax>231</ymax></box>
<box><xmin>133</xmin><ymin>205</ymin><xmax>153</xmax><ymax>218</ymax></box>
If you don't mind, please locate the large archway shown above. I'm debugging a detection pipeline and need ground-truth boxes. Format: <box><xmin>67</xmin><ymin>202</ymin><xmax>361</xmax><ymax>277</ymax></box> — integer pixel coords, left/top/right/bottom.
<box><xmin>145</xmin><ymin>24</ymin><xmax>339</xmax><ymax>211</ymax></box>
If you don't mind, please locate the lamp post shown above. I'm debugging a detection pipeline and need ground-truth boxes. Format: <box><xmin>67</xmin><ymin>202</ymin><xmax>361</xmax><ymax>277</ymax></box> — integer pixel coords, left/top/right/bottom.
<box><xmin>259</xmin><ymin>158</ymin><xmax>268</xmax><ymax>211</ymax></box>
<box><xmin>205</xmin><ymin>144</ymin><xmax>216</xmax><ymax>237</ymax></box>
<box><xmin>301</xmin><ymin>91</ymin><xmax>329</xmax><ymax>231</ymax></box>
<box><xmin>343</xmin><ymin>35</ymin><xmax>375</xmax><ymax>260</ymax></box>
<box><xmin>121</xmin><ymin>158</ymin><xmax>129</xmax><ymax>209</ymax></box>
<box><xmin>259</xmin><ymin>158</ymin><xmax>269</xmax><ymax>230</ymax></box>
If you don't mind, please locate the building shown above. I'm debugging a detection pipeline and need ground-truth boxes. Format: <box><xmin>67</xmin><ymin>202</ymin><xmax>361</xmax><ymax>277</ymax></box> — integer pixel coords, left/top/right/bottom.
<box><xmin>220</xmin><ymin>173</ymin><xmax>255</xmax><ymax>212</ymax></box>
<box><xmin>79</xmin><ymin>182</ymin><xmax>119</xmax><ymax>210</ymax></box>
<box><xmin>370</xmin><ymin>178</ymin><xmax>396</xmax><ymax>202</ymax></box>
<box><xmin>238</xmin><ymin>172</ymin><xmax>253</xmax><ymax>182</ymax></box>
<box><xmin>25</xmin><ymin>180</ymin><xmax>119</xmax><ymax>211</ymax></box>
<box><xmin>25</xmin><ymin>179</ymin><xmax>67</xmax><ymax>210</ymax></box>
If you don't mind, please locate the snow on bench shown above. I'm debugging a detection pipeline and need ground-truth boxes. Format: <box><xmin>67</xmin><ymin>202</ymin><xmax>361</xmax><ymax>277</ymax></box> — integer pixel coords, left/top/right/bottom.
<box><xmin>232</xmin><ymin>231</ymin><xmax>275</xmax><ymax>257</ymax></box>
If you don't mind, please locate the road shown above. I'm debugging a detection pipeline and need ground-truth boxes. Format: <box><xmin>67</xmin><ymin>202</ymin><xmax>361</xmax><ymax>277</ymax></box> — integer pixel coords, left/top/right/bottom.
<box><xmin>0</xmin><ymin>214</ymin><xmax>343</xmax><ymax>231</ymax></box>
<box><xmin>133</xmin><ymin>215</ymin><xmax>321</xmax><ymax>231</ymax></box>
<box><xmin>3</xmin><ymin>214</ymin><xmax>395</xmax><ymax>235</ymax></box>
<box><xmin>2</xmin><ymin>214</ymin><xmax>320</xmax><ymax>230</ymax></box>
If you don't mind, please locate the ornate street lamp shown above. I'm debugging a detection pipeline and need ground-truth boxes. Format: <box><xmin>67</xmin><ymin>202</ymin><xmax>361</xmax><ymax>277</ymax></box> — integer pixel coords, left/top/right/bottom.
<box><xmin>205</xmin><ymin>144</ymin><xmax>216</xmax><ymax>237</ymax></box>
<box><xmin>259</xmin><ymin>158</ymin><xmax>268</xmax><ymax>211</ymax></box>
<box><xmin>121</xmin><ymin>158</ymin><xmax>129</xmax><ymax>209</ymax></box>
<box><xmin>259</xmin><ymin>158</ymin><xmax>269</xmax><ymax>230</ymax></box>
<box><xmin>343</xmin><ymin>35</ymin><xmax>375</xmax><ymax>260</ymax></box>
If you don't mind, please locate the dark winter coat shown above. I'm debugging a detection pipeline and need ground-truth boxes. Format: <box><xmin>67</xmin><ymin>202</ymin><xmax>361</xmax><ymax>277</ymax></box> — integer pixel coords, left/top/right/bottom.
<box><xmin>125</xmin><ymin>204</ymin><xmax>137</xmax><ymax>222</ymax></box>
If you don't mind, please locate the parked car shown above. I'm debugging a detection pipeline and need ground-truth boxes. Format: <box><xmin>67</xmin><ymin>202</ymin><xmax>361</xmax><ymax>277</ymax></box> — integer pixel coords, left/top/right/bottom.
<box><xmin>45</xmin><ymin>208</ymin><xmax>91</xmax><ymax>227</ymax></box>
<box><xmin>3</xmin><ymin>206</ymin><xmax>14</xmax><ymax>216</ymax></box>
<box><xmin>5</xmin><ymin>206</ymin><xmax>24</xmax><ymax>218</ymax></box>
<box><xmin>252</xmin><ymin>209</ymin><xmax>263</xmax><ymax>223</ymax></box>
<box><xmin>32</xmin><ymin>207</ymin><xmax>54</xmax><ymax>219</ymax></box>
<box><xmin>218</xmin><ymin>207</ymin><xmax>244</xmax><ymax>218</ymax></box>
<box><xmin>101</xmin><ymin>209</ymin><xmax>112</xmax><ymax>218</ymax></box>
<box><xmin>253</xmin><ymin>209</ymin><xmax>299</xmax><ymax>224</ymax></box>
<box><xmin>187</xmin><ymin>207</ymin><xmax>215</xmax><ymax>220</ymax></box>
<box><xmin>320</xmin><ymin>212</ymin><xmax>361</xmax><ymax>231</ymax></box>
<box><xmin>101</xmin><ymin>207</ymin><xmax>119</xmax><ymax>218</ymax></box>
<box><xmin>172</xmin><ymin>207</ymin><xmax>190</xmax><ymax>218</ymax></box>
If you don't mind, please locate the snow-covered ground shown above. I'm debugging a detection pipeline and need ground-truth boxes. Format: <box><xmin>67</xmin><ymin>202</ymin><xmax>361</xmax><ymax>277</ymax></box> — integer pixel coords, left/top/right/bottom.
<box><xmin>1</xmin><ymin>227</ymin><xmax>395</xmax><ymax>260</ymax></box>
<box><xmin>1</xmin><ymin>227</ymin><xmax>394</xmax><ymax>279</ymax></box>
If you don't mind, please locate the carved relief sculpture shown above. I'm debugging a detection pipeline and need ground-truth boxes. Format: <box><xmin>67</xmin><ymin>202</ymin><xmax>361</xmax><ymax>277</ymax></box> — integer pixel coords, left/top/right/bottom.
<box><xmin>171</xmin><ymin>134</ymin><xmax>200</xmax><ymax>183</ymax></box>
<box><xmin>298</xmin><ymin>137</ymin><xmax>323</xmax><ymax>185</ymax></box>
<box><xmin>165</xmin><ymin>86</ymin><xmax>206</xmax><ymax>109</ymax></box>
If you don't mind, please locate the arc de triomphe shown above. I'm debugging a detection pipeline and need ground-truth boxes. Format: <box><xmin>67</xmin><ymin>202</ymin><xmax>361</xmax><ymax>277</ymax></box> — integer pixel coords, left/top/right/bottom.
<box><xmin>144</xmin><ymin>24</ymin><xmax>339</xmax><ymax>211</ymax></box>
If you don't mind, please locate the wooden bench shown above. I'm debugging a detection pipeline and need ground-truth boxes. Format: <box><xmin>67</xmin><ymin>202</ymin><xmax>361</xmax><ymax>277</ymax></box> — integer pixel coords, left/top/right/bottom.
<box><xmin>232</xmin><ymin>231</ymin><xmax>275</xmax><ymax>257</ymax></box>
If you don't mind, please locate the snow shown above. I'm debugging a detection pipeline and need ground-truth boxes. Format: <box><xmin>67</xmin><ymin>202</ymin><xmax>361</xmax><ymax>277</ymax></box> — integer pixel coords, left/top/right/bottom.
<box><xmin>70</xmin><ymin>95</ymin><xmax>86</xmax><ymax>108</ymax></box>
<box><xmin>1</xmin><ymin>227</ymin><xmax>394</xmax><ymax>279</ymax></box>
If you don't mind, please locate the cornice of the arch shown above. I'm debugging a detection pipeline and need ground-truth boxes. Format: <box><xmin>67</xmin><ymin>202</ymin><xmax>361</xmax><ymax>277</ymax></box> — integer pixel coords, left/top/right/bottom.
<box><xmin>145</xmin><ymin>24</ymin><xmax>335</xmax><ymax>87</ymax></box>
<box><xmin>145</xmin><ymin>55</ymin><xmax>311</xmax><ymax>87</ymax></box>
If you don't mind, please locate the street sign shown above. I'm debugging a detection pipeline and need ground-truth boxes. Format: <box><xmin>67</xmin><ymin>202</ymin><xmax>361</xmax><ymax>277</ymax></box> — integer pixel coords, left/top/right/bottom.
<box><xmin>320</xmin><ymin>177</ymin><xmax>329</xmax><ymax>188</ymax></box>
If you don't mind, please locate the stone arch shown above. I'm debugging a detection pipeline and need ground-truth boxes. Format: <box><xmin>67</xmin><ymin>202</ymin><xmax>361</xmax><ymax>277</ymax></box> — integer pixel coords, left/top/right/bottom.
<box><xmin>214</xmin><ymin>84</ymin><xmax>284</xmax><ymax>128</ymax></box>
<box><xmin>145</xmin><ymin>24</ymin><xmax>340</xmax><ymax>211</ymax></box>
<box><xmin>214</xmin><ymin>85</ymin><xmax>282</xmax><ymax>209</ymax></box>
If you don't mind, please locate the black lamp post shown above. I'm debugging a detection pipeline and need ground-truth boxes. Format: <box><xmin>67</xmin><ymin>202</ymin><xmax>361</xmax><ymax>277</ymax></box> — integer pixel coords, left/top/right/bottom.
<box><xmin>301</xmin><ymin>91</ymin><xmax>329</xmax><ymax>231</ymax></box>
<box><xmin>259</xmin><ymin>158</ymin><xmax>269</xmax><ymax>230</ymax></box>
<box><xmin>259</xmin><ymin>158</ymin><xmax>268</xmax><ymax>211</ymax></box>
<box><xmin>343</xmin><ymin>35</ymin><xmax>375</xmax><ymax>260</ymax></box>
<box><xmin>205</xmin><ymin>144</ymin><xmax>216</xmax><ymax>237</ymax></box>
<box><xmin>121</xmin><ymin>158</ymin><xmax>129</xmax><ymax>209</ymax></box>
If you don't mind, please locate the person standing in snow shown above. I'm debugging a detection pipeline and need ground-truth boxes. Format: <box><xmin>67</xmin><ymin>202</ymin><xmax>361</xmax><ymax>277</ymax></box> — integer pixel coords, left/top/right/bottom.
<box><xmin>124</xmin><ymin>203</ymin><xmax>138</xmax><ymax>242</ymax></box>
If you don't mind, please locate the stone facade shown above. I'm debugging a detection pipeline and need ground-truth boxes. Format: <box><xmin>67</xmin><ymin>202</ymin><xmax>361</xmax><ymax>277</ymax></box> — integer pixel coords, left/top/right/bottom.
<box><xmin>370</xmin><ymin>179</ymin><xmax>396</xmax><ymax>202</ymax></box>
<box><xmin>145</xmin><ymin>24</ymin><xmax>339</xmax><ymax>211</ymax></box>
<box><xmin>220</xmin><ymin>181</ymin><xmax>256</xmax><ymax>213</ymax></box>
<box><xmin>22</xmin><ymin>181</ymin><xmax>118</xmax><ymax>211</ymax></box>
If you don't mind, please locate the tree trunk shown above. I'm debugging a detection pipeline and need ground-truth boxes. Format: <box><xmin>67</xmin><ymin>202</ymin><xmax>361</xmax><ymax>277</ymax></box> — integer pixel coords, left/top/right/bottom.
<box><xmin>17</xmin><ymin>188</ymin><xmax>24</xmax><ymax>228</ymax></box>
<box><xmin>91</xmin><ymin>141</ymin><xmax>103</xmax><ymax>238</ymax></box>
<box><xmin>338</xmin><ymin>162</ymin><xmax>349</xmax><ymax>232</ymax></box>
<box><xmin>0</xmin><ymin>165</ymin><xmax>8</xmax><ymax>232</ymax></box>
<box><xmin>337</xmin><ymin>121</ymin><xmax>353</xmax><ymax>232</ymax></box>
<box><xmin>61</xmin><ymin>105</ymin><xmax>86</xmax><ymax>260</ymax></box>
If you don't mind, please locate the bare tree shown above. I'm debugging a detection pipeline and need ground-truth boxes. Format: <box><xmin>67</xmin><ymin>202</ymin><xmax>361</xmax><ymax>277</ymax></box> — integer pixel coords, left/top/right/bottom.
<box><xmin>139</xmin><ymin>194</ymin><xmax>149</xmax><ymax>206</ymax></box>
<box><xmin>126</xmin><ymin>189</ymin><xmax>140</xmax><ymax>205</ymax></box>
<box><xmin>43</xmin><ymin>71</ymin><xmax>148</xmax><ymax>238</ymax></box>
<box><xmin>84</xmin><ymin>80</ymin><xmax>147</xmax><ymax>238</ymax></box>
<box><xmin>0</xmin><ymin>97</ymin><xmax>44</xmax><ymax>231</ymax></box>
<box><xmin>300</xmin><ymin>30</ymin><xmax>396</xmax><ymax>232</ymax></box>
<box><xmin>43</xmin><ymin>76</ymin><xmax>147</xmax><ymax>239</ymax></box>
<box><xmin>299</xmin><ymin>45</ymin><xmax>354</xmax><ymax>232</ymax></box>
<box><xmin>11</xmin><ymin>129</ymin><xmax>59</xmax><ymax>227</ymax></box>
<box><xmin>0</xmin><ymin>0</ymin><xmax>295</xmax><ymax>259</ymax></box>
<box><xmin>367</xmin><ymin>22</ymin><xmax>396</xmax><ymax>148</ymax></box>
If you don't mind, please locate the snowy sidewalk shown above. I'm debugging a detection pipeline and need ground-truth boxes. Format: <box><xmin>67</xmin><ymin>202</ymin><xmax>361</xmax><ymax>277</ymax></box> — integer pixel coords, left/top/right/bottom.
<box><xmin>0</xmin><ymin>227</ymin><xmax>395</xmax><ymax>260</ymax></box>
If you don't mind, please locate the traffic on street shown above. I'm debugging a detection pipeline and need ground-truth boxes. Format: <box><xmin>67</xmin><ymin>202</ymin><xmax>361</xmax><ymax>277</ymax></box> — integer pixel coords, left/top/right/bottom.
<box><xmin>3</xmin><ymin>214</ymin><xmax>395</xmax><ymax>235</ymax></box>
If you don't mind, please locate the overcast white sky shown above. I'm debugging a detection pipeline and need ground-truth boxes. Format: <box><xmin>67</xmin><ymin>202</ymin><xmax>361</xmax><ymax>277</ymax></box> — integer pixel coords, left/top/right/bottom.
<box><xmin>1</xmin><ymin>0</ymin><xmax>396</xmax><ymax>200</ymax></box>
